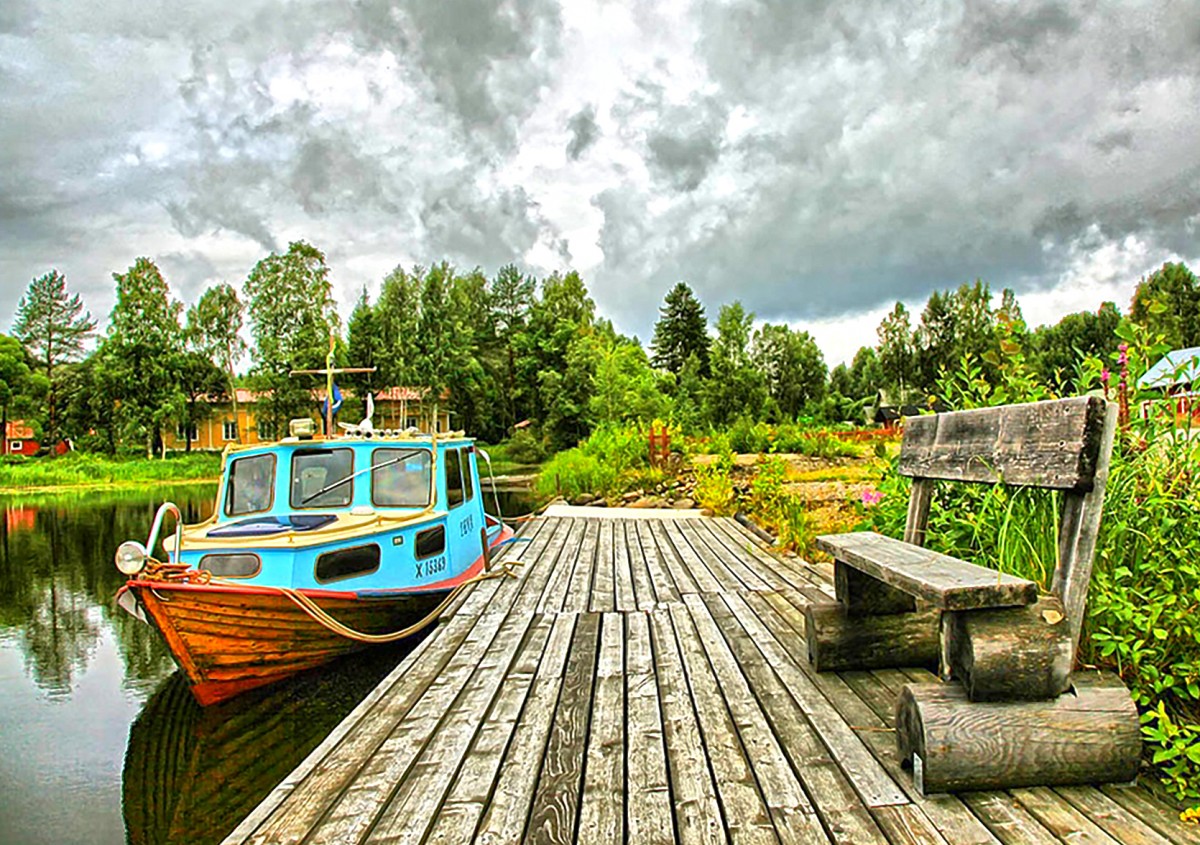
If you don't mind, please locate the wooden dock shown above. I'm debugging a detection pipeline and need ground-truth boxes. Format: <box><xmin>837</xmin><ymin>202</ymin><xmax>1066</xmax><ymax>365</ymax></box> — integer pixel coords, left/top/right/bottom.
<box><xmin>224</xmin><ymin>511</ymin><xmax>1197</xmax><ymax>845</ymax></box>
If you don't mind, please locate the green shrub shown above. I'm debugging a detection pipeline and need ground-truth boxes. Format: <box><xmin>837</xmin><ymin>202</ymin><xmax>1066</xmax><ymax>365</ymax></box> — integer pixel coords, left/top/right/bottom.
<box><xmin>693</xmin><ymin>451</ymin><xmax>736</xmax><ymax>515</ymax></box>
<box><xmin>0</xmin><ymin>451</ymin><xmax>222</xmax><ymax>489</ymax></box>
<box><xmin>503</xmin><ymin>429</ymin><xmax>547</xmax><ymax>465</ymax></box>
<box><xmin>535</xmin><ymin>423</ymin><xmax>663</xmax><ymax>500</ymax></box>
<box><xmin>747</xmin><ymin>455</ymin><xmax>813</xmax><ymax>551</ymax></box>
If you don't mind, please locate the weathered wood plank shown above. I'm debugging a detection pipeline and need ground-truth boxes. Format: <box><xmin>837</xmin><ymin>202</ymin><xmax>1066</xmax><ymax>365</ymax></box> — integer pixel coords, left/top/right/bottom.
<box><xmin>578</xmin><ymin>613</ymin><xmax>625</xmax><ymax>844</ymax></box>
<box><xmin>524</xmin><ymin>612</ymin><xmax>601</xmax><ymax>845</ymax></box>
<box><xmin>655</xmin><ymin>520</ymin><xmax>721</xmax><ymax>594</ymax></box>
<box><xmin>958</xmin><ymin>791</ymin><xmax>1060</xmax><ymax>845</ymax></box>
<box><xmin>624</xmin><ymin>520</ymin><xmax>663</xmax><ymax>609</ymax></box>
<box><xmin>710</xmin><ymin>518</ymin><xmax>831</xmax><ymax>594</ymax></box>
<box><xmin>625</xmin><ymin>611</ymin><xmax>674</xmax><ymax>845</ymax></box>
<box><xmin>590</xmin><ymin>519</ymin><xmax>616</xmax><ymax>613</ymax></box>
<box><xmin>612</xmin><ymin>519</ymin><xmax>638</xmax><ymax>611</ymax></box>
<box><xmin>536</xmin><ymin>519</ymin><xmax>587</xmax><ymax>614</ymax></box>
<box><xmin>562</xmin><ymin>519</ymin><xmax>600</xmax><ymax>614</ymax></box>
<box><xmin>636</xmin><ymin>520</ymin><xmax>683</xmax><ymax>604</ymax></box>
<box><xmin>649</xmin><ymin>608</ymin><xmax>726</xmax><ymax>845</ymax></box>
<box><xmin>1008</xmin><ymin>786</ymin><xmax>1121</xmax><ymax>845</ymax></box>
<box><xmin>1098</xmin><ymin>784</ymin><xmax>1200</xmax><ymax>845</ymax></box>
<box><xmin>689</xmin><ymin>519</ymin><xmax>773</xmax><ymax>591</ymax></box>
<box><xmin>816</xmin><ymin>532</ymin><xmax>1037</xmax><ymax>611</ymax></box>
<box><xmin>898</xmin><ymin>396</ymin><xmax>1110</xmax><ymax>491</ymax></box>
<box><xmin>835</xmin><ymin>561</ymin><xmax>918</xmax><ymax>616</ymax></box>
<box><xmin>805</xmin><ymin>602</ymin><xmax>939</xmax><ymax>672</ymax></box>
<box><xmin>1053</xmin><ymin>786</ymin><xmax>1180</xmax><ymax>845</ymax></box>
<box><xmin>471</xmin><ymin>614</ymin><xmax>579</xmax><ymax>845</ymax></box>
<box><xmin>667</xmin><ymin>602</ymin><xmax>779</xmax><ymax>844</ymax></box>
<box><xmin>869</xmin><ymin>804</ymin><xmax>952</xmax><ymax>845</ymax></box>
<box><xmin>673</xmin><ymin>519</ymin><xmax>745</xmax><ymax>592</ymax></box>
<box><xmin>903</xmin><ymin>478</ymin><xmax>935</xmax><ymax>548</ymax></box>
<box><xmin>700</xmin><ymin>594</ymin><xmax>886</xmax><ymax>845</ymax></box>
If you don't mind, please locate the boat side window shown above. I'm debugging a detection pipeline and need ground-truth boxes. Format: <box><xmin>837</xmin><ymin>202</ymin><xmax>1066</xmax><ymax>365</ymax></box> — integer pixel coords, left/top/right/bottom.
<box><xmin>462</xmin><ymin>447</ymin><xmax>474</xmax><ymax>502</ymax></box>
<box><xmin>371</xmin><ymin>448</ymin><xmax>432</xmax><ymax>508</ymax></box>
<box><xmin>315</xmin><ymin>544</ymin><xmax>381</xmax><ymax>583</ymax></box>
<box><xmin>290</xmin><ymin>448</ymin><xmax>354</xmax><ymax>509</ymax></box>
<box><xmin>225</xmin><ymin>453</ymin><xmax>276</xmax><ymax>516</ymax></box>
<box><xmin>415</xmin><ymin>525</ymin><xmax>445</xmax><ymax>559</ymax></box>
<box><xmin>445</xmin><ymin>448</ymin><xmax>464</xmax><ymax>508</ymax></box>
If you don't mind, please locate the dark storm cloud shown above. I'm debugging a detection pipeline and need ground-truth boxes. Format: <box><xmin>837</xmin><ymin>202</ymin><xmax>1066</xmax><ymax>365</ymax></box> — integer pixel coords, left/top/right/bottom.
<box><xmin>590</xmin><ymin>0</ymin><xmax>1200</xmax><ymax>337</ymax></box>
<box><xmin>566</xmin><ymin>105</ymin><xmax>599</xmax><ymax>160</ymax></box>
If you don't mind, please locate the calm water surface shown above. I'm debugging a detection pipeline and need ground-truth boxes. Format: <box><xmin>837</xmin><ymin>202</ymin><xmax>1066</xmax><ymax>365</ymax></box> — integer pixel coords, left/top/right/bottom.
<box><xmin>0</xmin><ymin>484</ymin><xmax>537</xmax><ymax>845</ymax></box>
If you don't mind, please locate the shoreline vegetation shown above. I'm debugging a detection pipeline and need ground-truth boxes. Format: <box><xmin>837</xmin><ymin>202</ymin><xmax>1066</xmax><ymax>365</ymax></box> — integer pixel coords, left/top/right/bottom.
<box><xmin>0</xmin><ymin>452</ymin><xmax>221</xmax><ymax>494</ymax></box>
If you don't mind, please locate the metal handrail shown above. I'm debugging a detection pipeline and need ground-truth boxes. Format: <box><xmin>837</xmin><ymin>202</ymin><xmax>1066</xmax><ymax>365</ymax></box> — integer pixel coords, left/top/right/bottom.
<box><xmin>147</xmin><ymin>502</ymin><xmax>183</xmax><ymax>565</ymax></box>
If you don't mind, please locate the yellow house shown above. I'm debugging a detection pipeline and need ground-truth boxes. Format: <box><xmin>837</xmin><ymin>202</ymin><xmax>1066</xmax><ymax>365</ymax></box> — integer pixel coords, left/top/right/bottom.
<box><xmin>163</xmin><ymin>387</ymin><xmax>452</xmax><ymax>451</ymax></box>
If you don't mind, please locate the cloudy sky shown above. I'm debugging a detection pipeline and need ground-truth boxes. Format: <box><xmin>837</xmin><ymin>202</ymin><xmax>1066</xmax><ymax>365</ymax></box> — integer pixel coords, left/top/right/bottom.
<box><xmin>2</xmin><ymin>0</ymin><xmax>1199</xmax><ymax>366</ymax></box>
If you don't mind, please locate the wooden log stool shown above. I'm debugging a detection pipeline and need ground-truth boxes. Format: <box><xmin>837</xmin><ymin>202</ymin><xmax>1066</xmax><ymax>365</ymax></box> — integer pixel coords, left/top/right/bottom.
<box><xmin>805</xmin><ymin>396</ymin><xmax>1139</xmax><ymax>794</ymax></box>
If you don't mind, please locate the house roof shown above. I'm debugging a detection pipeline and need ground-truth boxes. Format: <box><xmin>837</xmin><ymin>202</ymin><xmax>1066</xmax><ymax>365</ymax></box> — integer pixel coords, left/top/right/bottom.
<box><xmin>4</xmin><ymin>420</ymin><xmax>35</xmax><ymax>440</ymax></box>
<box><xmin>210</xmin><ymin>387</ymin><xmax>443</xmax><ymax>404</ymax></box>
<box><xmin>1138</xmin><ymin>347</ymin><xmax>1200</xmax><ymax>389</ymax></box>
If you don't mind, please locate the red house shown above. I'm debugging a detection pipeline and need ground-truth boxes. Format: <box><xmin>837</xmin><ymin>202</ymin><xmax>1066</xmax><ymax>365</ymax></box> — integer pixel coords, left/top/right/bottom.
<box><xmin>4</xmin><ymin>420</ymin><xmax>39</xmax><ymax>456</ymax></box>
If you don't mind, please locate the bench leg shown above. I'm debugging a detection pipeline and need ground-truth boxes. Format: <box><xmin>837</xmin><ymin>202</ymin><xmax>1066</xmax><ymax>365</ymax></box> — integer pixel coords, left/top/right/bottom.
<box><xmin>895</xmin><ymin>672</ymin><xmax>1140</xmax><ymax>795</ymax></box>
<box><xmin>804</xmin><ymin>602</ymin><xmax>940</xmax><ymax>672</ymax></box>
<box><xmin>940</xmin><ymin>596</ymin><xmax>1073</xmax><ymax>701</ymax></box>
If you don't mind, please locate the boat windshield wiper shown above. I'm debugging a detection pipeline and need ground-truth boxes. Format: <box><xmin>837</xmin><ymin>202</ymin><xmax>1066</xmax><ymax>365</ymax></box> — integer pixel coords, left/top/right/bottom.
<box><xmin>299</xmin><ymin>449</ymin><xmax>426</xmax><ymax>506</ymax></box>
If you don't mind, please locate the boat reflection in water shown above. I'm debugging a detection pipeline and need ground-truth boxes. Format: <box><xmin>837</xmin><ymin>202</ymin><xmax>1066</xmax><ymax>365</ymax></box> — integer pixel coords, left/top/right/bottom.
<box><xmin>122</xmin><ymin>634</ymin><xmax>426</xmax><ymax>845</ymax></box>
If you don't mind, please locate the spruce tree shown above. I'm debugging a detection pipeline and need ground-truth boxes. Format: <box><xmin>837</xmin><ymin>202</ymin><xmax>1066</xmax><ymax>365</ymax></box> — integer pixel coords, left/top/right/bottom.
<box><xmin>650</xmin><ymin>282</ymin><xmax>710</xmax><ymax>375</ymax></box>
<box><xmin>12</xmin><ymin>269</ymin><xmax>96</xmax><ymax>443</ymax></box>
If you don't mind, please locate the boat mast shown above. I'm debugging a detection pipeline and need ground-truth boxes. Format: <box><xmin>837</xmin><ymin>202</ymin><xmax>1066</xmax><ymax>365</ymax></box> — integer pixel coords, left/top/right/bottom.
<box><xmin>290</xmin><ymin>333</ymin><xmax>377</xmax><ymax>437</ymax></box>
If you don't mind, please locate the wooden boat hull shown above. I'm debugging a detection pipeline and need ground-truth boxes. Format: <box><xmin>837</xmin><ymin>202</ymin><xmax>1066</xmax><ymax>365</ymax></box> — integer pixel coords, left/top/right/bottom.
<box><xmin>123</xmin><ymin>561</ymin><xmax>483</xmax><ymax>705</ymax></box>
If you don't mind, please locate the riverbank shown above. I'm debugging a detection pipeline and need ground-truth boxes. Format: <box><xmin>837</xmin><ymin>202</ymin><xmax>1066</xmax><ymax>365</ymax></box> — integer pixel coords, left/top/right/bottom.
<box><xmin>0</xmin><ymin>452</ymin><xmax>221</xmax><ymax>494</ymax></box>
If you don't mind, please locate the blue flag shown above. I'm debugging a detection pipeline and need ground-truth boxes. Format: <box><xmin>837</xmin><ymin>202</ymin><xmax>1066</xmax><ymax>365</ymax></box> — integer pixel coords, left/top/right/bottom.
<box><xmin>323</xmin><ymin>383</ymin><xmax>344</xmax><ymax>418</ymax></box>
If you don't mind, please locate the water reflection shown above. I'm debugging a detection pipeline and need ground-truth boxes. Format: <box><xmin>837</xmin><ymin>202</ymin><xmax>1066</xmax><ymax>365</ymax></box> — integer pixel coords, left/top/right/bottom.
<box><xmin>123</xmin><ymin>639</ymin><xmax>423</xmax><ymax>845</ymax></box>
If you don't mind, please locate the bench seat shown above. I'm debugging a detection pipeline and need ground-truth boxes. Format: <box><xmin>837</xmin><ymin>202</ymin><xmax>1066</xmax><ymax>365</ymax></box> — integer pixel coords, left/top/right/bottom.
<box><xmin>815</xmin><ymin>531</ymin><xmax>1038</xmax><ymax>612</ymax></box>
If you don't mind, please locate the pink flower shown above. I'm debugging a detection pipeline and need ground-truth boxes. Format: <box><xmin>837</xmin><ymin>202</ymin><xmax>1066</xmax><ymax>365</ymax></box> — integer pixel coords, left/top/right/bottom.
<box><xmin>1100</xmin><ymin>368</ymin><xmax>1110</xmax><ymax>385</ymax></box>
<box><xmin>861</xmin><ymin>489</ymin><xmax>884</xmax><ymax>507</ymax></box>
<box><xmin>1118</xmin><ymin>343</ymin><xmax>1129</xmax><ymax>366</ymax></box>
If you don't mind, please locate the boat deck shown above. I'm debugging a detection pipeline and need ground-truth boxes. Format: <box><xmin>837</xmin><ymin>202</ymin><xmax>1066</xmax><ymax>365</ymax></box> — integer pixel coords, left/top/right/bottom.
<box><xmin>224</xmin><ymin>512</ymin><xmax>1197</xmax><ymax>845</ymax></box>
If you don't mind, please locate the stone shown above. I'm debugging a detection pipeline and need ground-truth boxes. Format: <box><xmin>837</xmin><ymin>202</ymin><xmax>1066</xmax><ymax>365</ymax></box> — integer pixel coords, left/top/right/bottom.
<box><xmin>571</xmin><ymin>493</ymin><xmax>594</xmax><ymax>506</ymax></box>
<box><xmin>622</xmin><ymin>491</ymin><xmax>640</xmax><ymax>502</ymax></box>
<box><xmin>672</xmin><ymin>498</ymin><xmax>697</xmax><ymax>509</ymax></box>
<box><xmin>629</xmin><ymin>496</ymin><xmax>664</xmax><ymax>509</ymax></box>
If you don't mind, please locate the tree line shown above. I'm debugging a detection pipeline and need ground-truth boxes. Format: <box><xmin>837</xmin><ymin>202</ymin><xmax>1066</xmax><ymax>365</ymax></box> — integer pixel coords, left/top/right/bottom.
<box><xmin>2</xmin><ymin>241</ymin><xmax>1196</xmax><ymax>457</ymax></box>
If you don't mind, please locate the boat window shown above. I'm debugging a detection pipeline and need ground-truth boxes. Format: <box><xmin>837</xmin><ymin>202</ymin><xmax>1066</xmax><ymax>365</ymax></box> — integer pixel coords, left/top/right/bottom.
<box><xmin>225</xmin><ymin>453</ymin><xmax>276</xmax><ymax>516</ymax></box>
<box><xmin>462</xmin><ymin>447</ymin><xmax>474</xmax><ymax>502</ymax></box>
<box><xmin>199</xmin><ymin>553</ymin><xmax>261</xmax><ymax>578</ymax></box>
<box><xmin>415</xmin><ymin>525</ymin><xmax>445</xmax><ymax>559</ymax></box>
<box><xmin>315</xmin><ymin>544</ymin><xmax>381</xmax><ymax>583</ymax></box>
<box><xmin>291</xmin><ymin>448</ymin><xmax>354</xmax><ymax>509</ymax></box>
<box><xmin>371</xmin><ymin>448</ymin><xmax>432</xmax><ymax>508</ymax></box>
<box><xmin>446</xmin><ymin>448</ymin><xmax>464</xmax><ymax>508</ymax></box>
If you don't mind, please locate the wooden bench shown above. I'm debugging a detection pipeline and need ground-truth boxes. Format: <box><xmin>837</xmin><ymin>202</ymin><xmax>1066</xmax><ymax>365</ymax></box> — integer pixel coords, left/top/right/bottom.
<box><xmin>805</xmin><ymin>396</ymin><xmax>1140</xmax><ymax>795</ymax></box>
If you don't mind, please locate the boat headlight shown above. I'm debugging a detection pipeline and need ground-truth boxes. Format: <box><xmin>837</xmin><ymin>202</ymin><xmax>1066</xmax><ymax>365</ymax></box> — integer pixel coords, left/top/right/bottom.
<box><xmin>115</xmin><ymin>541</ymin><xmax>149</xmax><ymax>576</ymax></box>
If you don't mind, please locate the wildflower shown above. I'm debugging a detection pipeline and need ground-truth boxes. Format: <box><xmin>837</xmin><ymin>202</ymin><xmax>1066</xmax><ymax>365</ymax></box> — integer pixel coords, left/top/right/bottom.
<box><xmin>860</xmin><ymin>489</ymin><xmax>884</xmax><ymax>507</ymax></box>
<box><xmin>1100</xmin><ymin>368</ymin><xmax>1110</xmax><ymax>385</ymax></box>
<box><xmin>1118</xmin><ymin>343</ymin><xmax>1129</xmax><ymax>367</ymax></box>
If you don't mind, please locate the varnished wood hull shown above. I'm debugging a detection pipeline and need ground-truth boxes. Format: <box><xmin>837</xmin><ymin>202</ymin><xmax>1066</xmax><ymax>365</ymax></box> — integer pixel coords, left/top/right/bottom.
<box><xmin>124</xmin><ymin>571</ymin><xmax>476</xmax><ymax>705</ymax></box>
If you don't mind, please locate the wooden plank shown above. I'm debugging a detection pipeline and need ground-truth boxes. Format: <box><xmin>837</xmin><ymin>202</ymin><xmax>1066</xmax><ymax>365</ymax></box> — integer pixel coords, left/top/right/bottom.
<box><xmin>903</xmin><ymin>478</ymin><xmax>935</xmax><ymax>548</ymax></box>
<box><xmin>424</xmin><ymin>614</ymin><xmax>574</xmax><ymax>845</ymax></box>
<box><xmin>649</xmin><ymin>608</ymin><xmax>725</xmax><ymax>845</ymax></box>
<box><xmin>471</xmin><ymin>614</ymin><xmax>579</xmax><ymax>845</ymax></box>
<box><xmin>816</xmin><ymin>532</ymin><xmax>1037</xmax><ymax>611</ymax></box>
<box><xmin>524</xmin><ymin>612</ymin><xmax>601</xmax><ymax>844</ymax></box>
<box><xmin>511</xmin><ymin>519</ymin><xmax>578</xmax><ymax>617</ymax></box>
<box><xmin>1008</xmin><ymin>787</ymin><xmax>1120</xmax><ymax>845</ymax></box>
<box><xmin>1052</xmin><ymin>401</ymin><xmax>1117</xmax><ymax>659</ymax></box>
<box><xmin>536</xmin><ymin>519</ymin><xmax>587</xmax><ymax>614</ymax></box>
<box><xmin>625</xmin><ymin>611</ymin><xmax>674</xmax><ymax>845</ymax></box>
<box><xmin>652</xmin><ymin>520</ymin><xmax>717</xmax><ymax>594</ymax></box>
<box><xmin>709</xmin><ymin>517</ymin><xmax>826</xmax><ymax>594</ymax></box>
<box><xmin>578</xmin><ymin>613</ymin><xmax>625</xmax><ymax>844</ymax></box>
<box><xmin>671</xmin><ymin>519</ymin><xmax>743</xmax><ymax>592</ymax></box>
<box><xmin>612</xmin><ymin>519</ymin><xmax>638</xmax><ymax>611</ymax></box>
<box><xmin>590</xmin><ymin>519</ymin><xmax>616</xmax><ymax>613</ymax></box>
<box><xmin>869</xmin><ymin>805</ymin><xmax>952</xmax><ymax>845</ymax></box>
<box><xmin>562</xmin><ymin>518</ymin><xmax>600</xmax><ymax>614</ymax></box>
<box><xmin>637</xmin><ymin>520</ymin><xmax>685</xmax><ymax>602</ymax></box>
<box><xmin>722</xmin><ymin>592</ymin><xmax>908</xmax><ymax>808</ymax></box>
<box><xmin>1099</xmin><ymin>784</ymin><xmax>1200</xmax><ymax>845</ymax></box>
<box><xmin>898</xmin><ymin>396</ymin><xmax>1110</xmax><ymax>491</ymax></box>
<box><xmin>685</xmin><ymin>519</ymin><xmax>773</xmax><ymax>591</ymax></box>
<box><xmin>665</xmin><ymin>602</ymin><xmax>778</xmax><ymax>844</ymax></box>
<box><xmin>443</xmin><ymin>518</ymin><xmax>548</xmax><ymax>619</ymax></box>
<box><xmin>1053</xmin><ymin>787</ymin><xmax>1178</xmax><ymax>845</ymax></box>
<box><xmin>697</xmin><ymin>594</ymin><xmax>882</xmax><ymax>844</ymax></box>
<box><xmin>366</xmin><ymin>613</ymin><xmax>549</xmax><ymax>844</ymax></box>
<box><xmin>624</xmin><ymin>519</ymin><xmax>663</xmax><ymax>610</ymax></box>
<box><xmin>959</xmin><ymin>791</ymin><xmax>1061</xmax><ymax>845</ymax></box>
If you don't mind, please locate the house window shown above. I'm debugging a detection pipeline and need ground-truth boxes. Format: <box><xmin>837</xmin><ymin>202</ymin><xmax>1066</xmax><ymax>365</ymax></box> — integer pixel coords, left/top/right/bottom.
<box><xmin>222</xmin><ymin>421</ymin><xmax>238</xmax><ymax>441</ymax></box>
<box><xmin>10</xmin><ymin>442</ymin><xmax>22</xmax><ymax>453</ymax></box>
<box><xmin>405</xmin><ymin>416</ymin><xmax>418</xmax><ymax>430</ymax></box>
<box><xmin>177</xmin><ymin>422</ymin><xmax>198</xmax><ymax>442</ymax></box>
<box><xmin>256</xmin><ymin>420</ymin><xmax>276</xmax><ymax>441</ymax></box>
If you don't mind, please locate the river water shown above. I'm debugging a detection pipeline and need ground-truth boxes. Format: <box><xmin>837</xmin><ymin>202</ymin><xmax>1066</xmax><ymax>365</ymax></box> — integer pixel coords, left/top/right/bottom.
<box><xmin>0</xmin><ymin>484</ymin><xmax>536</xmax><ymax>845</ymax></box>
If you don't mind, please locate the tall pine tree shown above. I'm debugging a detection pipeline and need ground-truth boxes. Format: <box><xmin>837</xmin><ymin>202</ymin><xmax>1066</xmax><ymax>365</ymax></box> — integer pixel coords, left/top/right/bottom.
<box><xmin>650</xmin><ymin>282</ymin><xmax>710</xmax><ymax>375</ymax></box>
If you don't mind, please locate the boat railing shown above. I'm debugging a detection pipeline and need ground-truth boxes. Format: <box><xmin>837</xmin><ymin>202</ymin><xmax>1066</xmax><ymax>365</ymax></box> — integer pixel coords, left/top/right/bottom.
<box><xmin>147</xmin><ymin>502</ymin><xmax>184</xmax><ymax>566</ymax></box>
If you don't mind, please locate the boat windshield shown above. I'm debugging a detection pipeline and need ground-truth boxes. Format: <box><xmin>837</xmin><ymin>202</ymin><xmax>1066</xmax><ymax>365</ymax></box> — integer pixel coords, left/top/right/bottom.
<box><xmin>225</xmin><ymin>453</ymin><xmax>276</xmax><ymax>516</ymax></box>
<box><xmin>291</xmin><ymin>448</ymin><xmax>354</xmax><ymax>509</ymax></box>
<box><xmin>372</xmin><ymin>448</ymin><xmax>432</xmax><ymax>507</ymax></box>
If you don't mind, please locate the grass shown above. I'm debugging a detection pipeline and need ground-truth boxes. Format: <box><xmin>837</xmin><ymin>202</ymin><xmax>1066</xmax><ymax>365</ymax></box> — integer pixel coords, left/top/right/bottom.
<box><xmin>536</xmin><ymin>423</ymin><xmax>665</xmax><ymax>501</ymax></box>
<box><xmin>0</xmin><ymin>451</ymin><xmax>222</xmax><ymax>492</ymax></box>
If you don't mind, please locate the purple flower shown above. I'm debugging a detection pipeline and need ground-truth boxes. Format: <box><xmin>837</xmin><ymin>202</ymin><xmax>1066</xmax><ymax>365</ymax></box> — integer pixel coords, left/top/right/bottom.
<box><xmin>861</xmin><ymin>489</ymin><xmax>884</xmax><ymax>507</ymax></box>
<box><xmin>1118</xmin><ymin>343</ymin><xmax>1129</xmax><ymax>366</ymax></box>
<box><xmin>1101</xmin><ymin>368</ymin><xmax>1111</xmax><ymax>384</ymax></box>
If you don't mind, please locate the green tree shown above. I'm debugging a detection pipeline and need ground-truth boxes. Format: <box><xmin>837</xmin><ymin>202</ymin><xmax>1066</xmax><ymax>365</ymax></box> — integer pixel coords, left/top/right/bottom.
<box><xmin>706</xmin><ymin>302</ymin><xmax>767</xmax><ymax>426</ymax></box>
<box><xmin>345</xmin><ymin>286</ymin><xmax>383</xmax><ymax>398</ymax></box>
<box><xmin>1030</xmin><ymin>303</ymin><xmax>1122</xmax><ymax>393</ymax></box>
<box><xmin>915</xmin><ymin>281</ymin><xmax>997</xmax><ymax>391</ymax></box>
<box><xmin>876</xmin><ymin>302</ymin><xmax>917</xmax><ymax>402</ymax></box>
<box><xmin>488</xmin><ymin>264</ymin><xmax>536</xmax><ymax>433</ymax></box>
<box><xmin>586</xmin><ymin>327</ymin><xmax>671</xmax><ymax>426</ymax></box>
<box><xmin>528</xmin><ymin>271</ymin><xmax>596</xmax><ymax>449</ymax></box>
<box><xmin>651</xmin><ymin>282</ymin><xmax>710</xmax><ymax>375</ymax></box>
<box><xmin>751</xmin><ymin>324</ymin><xmax>827</xmax><ymax>419</ymax></box>
<box><xmin>0</xmin><ymin>334</ymin><xmax>36</xmax><ymax>450</ymax></box>
<box><xmin>186</xmin><ymin>283</ymin><xmax>246</xmax><ymax>442</ymax></box>
<box><xmin>375</xmin><ymin>265</ymin><xmax>422</xmax><ymax>387</ymax></box>
<box><xmin>244</xmin><ymin>241</ymin><xmax>339</xmax><ymax>437</ymax></box>
<box><xmin>1129</xmin><ymin>262</ymin><xmax>1199</xmax><ymax>349</ymax></box>
<box><xmin>106</xmin><ymin>258</ymin><xmax>186</xmax><ymax>456</ymax></box>
<box><xmin>11</xmin><ymin>270</ymin><xmax>96</xmax><ymax>444</ymax></box>
<box><xmin>175</xmin><ymin>352</ymin><xmax>226</xmax><ymax>452</ymax></box>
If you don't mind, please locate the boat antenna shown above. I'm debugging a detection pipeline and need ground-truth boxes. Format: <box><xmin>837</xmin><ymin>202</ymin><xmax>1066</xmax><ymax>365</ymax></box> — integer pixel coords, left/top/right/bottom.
<box><xmin>290</xmin><ymin>332</ymin><xmax>377</xmax><ymax>437</ymax></box>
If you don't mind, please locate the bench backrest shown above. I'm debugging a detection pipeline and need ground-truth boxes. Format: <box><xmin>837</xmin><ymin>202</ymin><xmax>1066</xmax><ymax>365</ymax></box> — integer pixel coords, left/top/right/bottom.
<box><xmin>898</xmin><ymin>396</ymin><xmax>1118</xmax><ymax>661</ymax></box>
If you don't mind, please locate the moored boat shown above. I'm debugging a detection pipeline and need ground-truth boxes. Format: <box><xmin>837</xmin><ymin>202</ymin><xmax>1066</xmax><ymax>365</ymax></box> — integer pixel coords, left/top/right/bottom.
<box><xmin>114</xmin><ymin>421</ymin><xmax>513</xmax><ymax>705</ymax></box>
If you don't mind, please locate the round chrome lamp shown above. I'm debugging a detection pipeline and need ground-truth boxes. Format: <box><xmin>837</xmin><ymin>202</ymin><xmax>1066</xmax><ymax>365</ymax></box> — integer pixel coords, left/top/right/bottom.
<box><xmin>115</xmin><ymin>541</ymin><xmax>149</xmax><ymax>576</ymax></box>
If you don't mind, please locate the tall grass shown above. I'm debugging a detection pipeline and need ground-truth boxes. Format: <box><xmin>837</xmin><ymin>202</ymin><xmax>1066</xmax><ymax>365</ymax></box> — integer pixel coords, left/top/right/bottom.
<box><xmin>536</xmin><ymin>423</ymin><xmax>665</xmax><ymax>500</ymax></box>
<box><xmin>0</xmin><ymin>452</ymin><xmax>221</xmax><ymax>490</ymax></box>
<box><xmin>691</xmin><ymin>419</ymin><xmax>863</xmax><ymax>459</ymax></box>
<box><xmin>863</xmin><ymin>328</ymin><xmax>1200</xmax><ymax>801</ymax></box>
